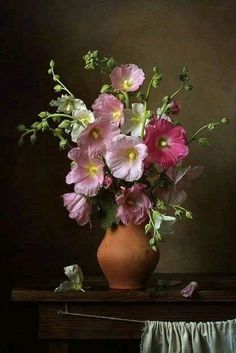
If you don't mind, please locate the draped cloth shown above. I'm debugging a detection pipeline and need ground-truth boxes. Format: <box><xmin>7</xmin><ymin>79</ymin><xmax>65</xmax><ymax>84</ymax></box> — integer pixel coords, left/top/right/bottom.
<box><xmin>140</xmin><ymin>319</ymin><xmax>236</xmax><ymax>353</ymax></box>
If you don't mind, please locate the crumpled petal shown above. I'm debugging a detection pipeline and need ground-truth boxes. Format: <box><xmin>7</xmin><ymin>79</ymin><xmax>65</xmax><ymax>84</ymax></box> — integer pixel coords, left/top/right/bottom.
<box><xmin>181</xmin><ymin>281</ymin><xmax>198</xmax><ymax>298</ymax></box>
<box><xmin>55</xmin><ymin>264</ymin><xmax>85</xmax><ymax>292</ymax></box>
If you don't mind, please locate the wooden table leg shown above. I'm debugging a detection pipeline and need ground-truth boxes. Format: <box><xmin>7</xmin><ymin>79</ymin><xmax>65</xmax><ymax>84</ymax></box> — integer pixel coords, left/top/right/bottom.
<box><xmin>49</xmin><ymin>341</ymin><xmax>69</xmax><ymax>353</ymax></box>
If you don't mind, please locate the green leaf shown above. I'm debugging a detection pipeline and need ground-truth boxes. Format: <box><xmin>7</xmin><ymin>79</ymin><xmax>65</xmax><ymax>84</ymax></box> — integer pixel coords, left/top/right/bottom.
<box><xmin>100</xmin><ymin>203</ymin><xmax>118</xmax><ymax>230</ymax></box>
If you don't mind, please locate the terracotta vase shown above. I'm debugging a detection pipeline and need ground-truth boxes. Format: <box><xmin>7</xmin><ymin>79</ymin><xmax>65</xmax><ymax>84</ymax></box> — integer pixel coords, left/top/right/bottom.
<box><xmin>97</xmin><ymin>223</ymin><xmax>160</xmax><ymax>290</ymax></box>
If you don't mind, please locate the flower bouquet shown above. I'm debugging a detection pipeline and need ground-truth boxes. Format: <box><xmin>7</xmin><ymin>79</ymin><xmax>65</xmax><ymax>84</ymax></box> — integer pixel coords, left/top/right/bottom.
<box><xmin>18</xmin><ymin>50</ymin><xmax>228</xmax><ymax>288</ymax></box>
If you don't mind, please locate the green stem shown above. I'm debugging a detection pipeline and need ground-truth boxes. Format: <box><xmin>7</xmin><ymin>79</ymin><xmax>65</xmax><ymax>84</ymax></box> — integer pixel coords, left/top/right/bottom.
<box><xmin>140</xmin><ymin>102</ymin><xmax>147</xmax><ymax>139</ymax></box>
<box><xmin>187</xmin><ymin>124</ymin><xmax>209</xmax><ymax>144</ymax></box>
<box><xmin>170</xmin><ymin>82</ymin><xmax>184</xmax><ymax>99</ymax></box>
<box><xmin>145</xmin><ymin>75</ymin><xmax>155</xmax><ymax>102</ymax></box>
<box><xmin>122</xmin><ymin>91</ymin><xmax>130</xmax><ymax>108</ymax></box>
<box><xmin>46</xmin><ymin>113</ymin><xmax>75</xmax><ymax>120</ymax></box>
<box><xmin>51</xmin><ymin>67</ymin><xmax>74</xmax><ymax>97</ymax></box>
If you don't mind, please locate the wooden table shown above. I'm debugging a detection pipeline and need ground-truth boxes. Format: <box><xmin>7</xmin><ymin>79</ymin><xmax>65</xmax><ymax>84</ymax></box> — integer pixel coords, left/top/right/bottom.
<box><xmin>11</xmin><ymin>274</ymin><xmax>236</xmax><ymax>353</ymax></box>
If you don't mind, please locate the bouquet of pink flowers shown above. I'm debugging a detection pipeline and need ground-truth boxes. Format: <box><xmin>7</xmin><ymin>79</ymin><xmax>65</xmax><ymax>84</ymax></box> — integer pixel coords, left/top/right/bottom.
<box><xmin>18</xmin><ymin>50</ymin><xmax>228</xmax><ymax>250</ymax></box>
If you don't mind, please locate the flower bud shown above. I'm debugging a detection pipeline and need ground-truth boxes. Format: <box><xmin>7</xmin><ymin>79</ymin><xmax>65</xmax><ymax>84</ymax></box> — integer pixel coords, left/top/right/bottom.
<box><xmin>50</xmin><ymin>60</ymin><xmax>55</xmax><ymax>68</ymax></box>
<box><xmin>48</xmin><ymin>69</ymin><xmax>52</xmax><ymax>75</ymax></box>
<box><xmin>30</xmin><ymin>134</ymin><xmax>37</xmax><ymax>144</ymax></box>
<box><xmin>221</xmin><ymin>117</ymin><xmax>229</xmax><ymax>124</ymax></box>
<box><xmin>31</xmin><ymin>122</ymin><xmax>42</xmax><ymax>130</ymax></box>
<box><xmin>169</xmin><ymin>100</ymin><xmax>181</xmax><ymax>115</ymax></box>
<box><xmin>38</xmin><ymin>111</ymin><xmax>47</xmax><ymax>118</ymax></box>
<box><xmin>54</xmin><ymin>84</ymin><xmax>62</xmax><ymax>92</ymax></box>
<box><xmin>58</xmin><ymin>120</ymin><xmax>71</xmax><ymax>129</ymax></box>
<box><xmin>42</xmin><ymin>121</ymin><xmax>49</xmax><ymax>131</ymax></box>
<box><xmin>17</xmin><ymin>124</ymin><xmax>26</xmax><ymax>132</ymax></box>
<box><xmin>53</xmin><ymin>128</ymin><xmax>62</xmax><ymax>137</ymax></box>
<box><xmin>59</xmin><ymin>139</ymin><xmax>67</xmax><ymax>150</ymax></box>
<box><xmin>103</xmin><ymin>175</ymin><xmax>113</xmax><ymax>189</ymax></box>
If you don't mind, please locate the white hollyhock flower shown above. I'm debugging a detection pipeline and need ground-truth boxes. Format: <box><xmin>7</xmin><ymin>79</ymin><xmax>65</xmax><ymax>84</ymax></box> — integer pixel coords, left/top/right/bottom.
<box><xmin>71</xmin><ymin>109</ymin><xmax>95</xmax><ymax>142</ymax></box>
<box><xmin>122</xmin><ymin>103</ymin><xmax>146</xmax><ymax>137</ymax></box>
<box><xmin>50</xmin><ymin>94</ymin><xmax>86</xmax><ymax>114</ymax></box>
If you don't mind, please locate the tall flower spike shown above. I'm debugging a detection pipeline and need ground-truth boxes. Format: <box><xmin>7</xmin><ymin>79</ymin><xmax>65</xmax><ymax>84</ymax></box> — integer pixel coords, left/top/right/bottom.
<box><xmin>110</xmin><ymin>64</ymin><xmax>145</xmax><ymax>92</ymax></box>
<box><xmin>105</xmin><ymin>134</ymin><xmax>147</xmax><ymax>182</ymax></box>
<box><xmin>144</xmin><ymin>118</ymin><xmax>189</xmax><ymax>168</ymax></box>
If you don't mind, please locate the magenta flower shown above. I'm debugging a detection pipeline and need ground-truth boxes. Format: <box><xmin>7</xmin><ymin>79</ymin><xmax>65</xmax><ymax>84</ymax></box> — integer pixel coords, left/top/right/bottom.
<box><xmin>144</xmin><ymin>118</ymin><xmax>189</xmax><ymax>168</ymax></box>
<box><xmin>110</xmin><ymin>64</ymin><xmax>145</xmax><ymax>92</ymax></box>
<box><xmin>116</xmin><ymin>184</ymin><xmax>152</xmax><ymax>225</ymax></box>
<box><xmin>66</xmin><ymin>148</ymin><xmax>104</xmax><ymax>197</ymax></box>
<box><xmin>105</xmin><ymin>134</ymin><xmax>147</xmax><ymax>182</ymax></box>
<box><xmin>92</xmin><ymin>93</ymin><xmax>124</xmax><ymax>126</ymax></box>
<box><xmin>76</xmin><ymin>117</ymin><xmax>120</xmax><ymax>155</ymax></box>
<box><xmin>62</xmin><ymin>192</ymin><xmax>91</xmax><ymax>226</ymax></box>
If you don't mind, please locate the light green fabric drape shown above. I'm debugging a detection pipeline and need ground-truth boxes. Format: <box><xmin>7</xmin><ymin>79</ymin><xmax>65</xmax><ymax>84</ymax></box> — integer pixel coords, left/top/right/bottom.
<box><xmin>140</xmin><ymin>319</ymin><xmax>236</xmax><ymax>353</ymax></box>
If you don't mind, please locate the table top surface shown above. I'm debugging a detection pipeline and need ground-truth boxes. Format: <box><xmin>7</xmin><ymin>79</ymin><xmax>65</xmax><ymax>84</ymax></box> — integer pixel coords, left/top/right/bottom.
<box><xmin>11</xmin><ymin>273</ymin><xmax>236</xmax><ymax>303</ymax></box>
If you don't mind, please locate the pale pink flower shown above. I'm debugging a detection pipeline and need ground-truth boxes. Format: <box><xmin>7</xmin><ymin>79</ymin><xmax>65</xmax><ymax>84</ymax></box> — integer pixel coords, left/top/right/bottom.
<box><xmin>76</xmin><ymin>117</ymin><xmax>120</xmax><ymax>155</ymax></box>
<box><xmin>105</xmin><ymin>134</ymin><xmax>147</xmax><ymax>182</ymax></box>
<box><xmin>144</xmin><ymin>118</ymin><xmax>189</xmax><ymax>168</ymax></box>
<box><xmin>62</xmin><ymin>192</ymin><xmax>91</xmax><ymax>226</ymax></box>
<box><xmin>66</xmin><ymin>148</ymin><xmax>104</xmax><ymax>197</ymax></box>
<box><xmin>92</xmin><ymin>93</ymin><xmax>124</xmax><ymax>126</ymax></box>
<box><xmin>116</xmin><ymin>184</ymin><xmax>152</xmax><ymax>225</ymax></box>
<box><xmin>110</xmin><ymin>64</ymin><xmax>145</xmax><ymax>92</ymax></box>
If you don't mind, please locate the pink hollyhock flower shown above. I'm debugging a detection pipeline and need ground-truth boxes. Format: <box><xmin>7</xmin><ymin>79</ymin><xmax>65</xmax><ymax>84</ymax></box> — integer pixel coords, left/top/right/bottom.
<box><xmin>144</xmin><ymin>118</ymin><xmax>189</xmax><ymax>168</ymax></box>
<box><xmin>105</xmin><ymin>134</ymin><xmax>147</xmax><ymax>182</ymax></box>
<box><xmin>92</xmin><ymin>93</ymin><xmax>124</xmax><ymax>126</ymax></box>
<box><xmin>169</xmin><ymin>100</ymin><xmax>181</xmax><ymax>115</ymax></box>
<box><xmin>76</xmin><ymin>117</ymin><xmax>120</xmax><ymax>155</ymax></box>
<box><xmin>110</xmin><ymin>64</ymin><xmax>145</xmax><ymax>92</ymax></box>
<box><xmin>103</xmin><ymin>174</ymin><xmax>113</xmax><ymax>189</ymax></box>
<box><xmin>62</xmin><ymin>192</ymin><xmax>91</xmax><ymax>226</ymax></box>
<box><xmin>66</xmin><ymin>148</ymin><xmax>104</xmax><ymax>197</ymax></box>
<box><xmin>116</xmin><ymin>184</ymin><xmax>152</xmax><ymax>225</ymax></box>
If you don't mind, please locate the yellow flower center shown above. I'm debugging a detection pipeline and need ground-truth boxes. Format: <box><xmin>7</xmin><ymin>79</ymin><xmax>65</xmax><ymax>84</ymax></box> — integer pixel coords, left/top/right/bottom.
<box><xmin>87</xmin><ymin>164</ymin><xmax>99</xmax><ymax>177</ymax></box>
<box><xmin>112</xmin><ymin>110</ymin><xmax>121</xmax><ymax>120</ymax></box>
<box><xmin>131</xmin><ymin>115</ymin><xmax>142</xmax><ymax>125</ymax></box>
<box><xmin>158</xmin><ymin>137</ymin><xmax>168</xmax><ymax>148</ymax></box>
<box><xmin>123</xmin><ymin>79</ymin><xmax>133</xmax><ymax>90</ymax></box>
<box><xmin>91</xmin><ymin>128</ymin><xmax>100</xmax><ymax>139</ymax></box>
<box><xmin>79</xmin><ymin>115</ymin><xmax>89</xmax><ymax>125</ymax></box>
<box><xmin>127</xmin><ymin>148</ymin><xmax>138</xmax><ymax>161</ymax></box>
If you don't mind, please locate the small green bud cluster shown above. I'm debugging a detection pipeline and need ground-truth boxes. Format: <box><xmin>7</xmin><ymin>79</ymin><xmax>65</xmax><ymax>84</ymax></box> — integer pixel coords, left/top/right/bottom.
<box><xmin>179</xmin><ymin>67</ymin><xmax>193</xmax><ymax>91</ymax></box>
<box><xmin>152</xmin><ymin>66</ymin><xmax>163</xmax><ymax>88</ymax></box>
<box><xmin>83</xmin><ymin>50</ymin><xmax>116</xmax><ymax>74</ymax></box>
<box><xmin>172</xmin><ymin>205</ymin><xmax>193</xmax><ymax>219</ymax></box>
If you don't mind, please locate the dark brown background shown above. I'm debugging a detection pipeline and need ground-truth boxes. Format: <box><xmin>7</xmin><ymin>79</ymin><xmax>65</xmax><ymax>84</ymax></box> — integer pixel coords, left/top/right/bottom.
<box><xmin>1</xmin><ymin>0</ymin><xmax>236</xmax><ymax>351</ymax></box>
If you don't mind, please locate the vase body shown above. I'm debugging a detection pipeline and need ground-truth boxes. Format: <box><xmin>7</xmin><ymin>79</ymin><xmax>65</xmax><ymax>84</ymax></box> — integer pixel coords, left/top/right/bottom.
<box><xmin>97</xmin><ymin>224</ymin><xmax>160</xmax><ymax>289</ymax></box>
